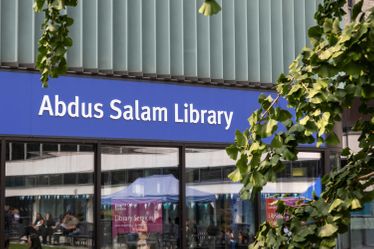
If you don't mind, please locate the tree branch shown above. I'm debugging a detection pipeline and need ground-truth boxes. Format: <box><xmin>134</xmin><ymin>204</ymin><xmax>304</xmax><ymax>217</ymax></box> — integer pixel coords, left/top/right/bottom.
<box><xmin>358</xmin><ymin>171</ymin><xmax>374</xmax><ymax>181</ymax></box>
<box><xmin>260</xmin><ymin>94</ymin><xmax>281</xmax><ymax>119</ymax></box>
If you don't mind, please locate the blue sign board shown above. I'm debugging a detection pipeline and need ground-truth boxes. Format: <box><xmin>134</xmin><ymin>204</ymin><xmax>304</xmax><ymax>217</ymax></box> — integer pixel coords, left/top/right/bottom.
<box><xmin>0</xmin><ymin>71</ymin><xmax>278</xmax><ymax>143</ymax></box>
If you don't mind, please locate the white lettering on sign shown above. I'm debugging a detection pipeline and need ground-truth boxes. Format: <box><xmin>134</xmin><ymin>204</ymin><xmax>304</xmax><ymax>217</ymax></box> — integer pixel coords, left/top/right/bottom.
<box><xmin>38</xmin><ymin>95</ymin><xmax>104</xmax><ymax>119</ymax></box>
<box><xmin>109</xmin><ymin>99</ymin><xmax>168</xmax><ymax>122</ymax></box>
<box><xmin>38</xmin><ymin>95</ymin><xmax>234</xmax><ymax>130</ymax></box>
<box><xmin>174</xmin><ymin>103</ymin><xmax>233</xmax><ymax>130</ymax></box>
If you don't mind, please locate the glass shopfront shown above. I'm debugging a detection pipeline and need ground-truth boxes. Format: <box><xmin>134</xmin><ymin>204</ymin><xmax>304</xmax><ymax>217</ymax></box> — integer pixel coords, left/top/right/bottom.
<box><xmin>338</xmin><ymin>160</ymin><xmax>374</xmax><ymax>249</ymax></box>
<box><xmin>1</xmin><ymin>141</ymin><xmax>327</xmax><ymax>249</ymax></box>
<box><xmin>186</xmin><ymin>149</ymin><xmax>255</xmax><ymax>249</ymax></box>
<box><xmin>0</xmin><ymin>71</ymin><xmax>330</xmax><ymax>249</ymax></box>
<box><xmin>100</xmin><ymin>146</ymin><xmax>179</xmax><ymax>249</ymax></box>
<box><xmin>260</xmin><ymin>152</ymin><xmax>322</xmax><ymax>224</ymax></box>
<box><xmin>4</xmin><ymin>142</ymin><xmax>94</xmax><ymax>248</ymax></box>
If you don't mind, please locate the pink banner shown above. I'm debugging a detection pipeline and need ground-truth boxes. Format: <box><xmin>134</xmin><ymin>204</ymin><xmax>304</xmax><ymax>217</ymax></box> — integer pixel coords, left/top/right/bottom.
<box><xmin>112</xmin><ymin>201</ymin><xmax>163</xmax><ymax>237</ymax></box>
<box><xmin>265</xmin><ymin>197</ymin><xmax>300</xmax><ymax>226</ymax></box>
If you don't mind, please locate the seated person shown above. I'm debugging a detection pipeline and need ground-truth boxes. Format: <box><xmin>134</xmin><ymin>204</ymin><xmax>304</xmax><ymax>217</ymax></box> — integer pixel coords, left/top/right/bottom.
<box><xmin>45</xmin><ymin>213</ymin><xmax>56</xmax><ymax>244</ymax></box>
<box><xmin>60</xmin><ymin>212</ymin><xmax>80</xmax><ymax>235</ymax></box>
<box><xmin>33</xmin><ymin>213</ymin><xmax>47</xmax><ymax>244</ymax></box>
<box><xmin>21</xmin><ymin>225</ymin><xmax>42</xmax><ymax>249</ymax></box>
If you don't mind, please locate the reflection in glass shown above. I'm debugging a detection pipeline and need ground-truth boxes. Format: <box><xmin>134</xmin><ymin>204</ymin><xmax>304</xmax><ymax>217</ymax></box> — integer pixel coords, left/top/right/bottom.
<box><xmin>100</xmin><ymin>146</ymin><xmax>179</xmax><ymax>249</ymax></box>
<box><xmin>4</xmin><ymin>143</ymin><xmax>94</xmax><ymax>249</ymax></box>
<box><xmin>350</xmin><ymin>200</ymin><xmax>374</xmax><ymax>248</ymax></box>
<box><xmin>186</xmin><ymin>148</ymin><xmax>255</xmax><ymax>249</ymax></box>
<box><xmin>340</xmin><ymin>157</ymin><xmax>374</xmax><ymax>249</ymax></box>
<box><xmin>260</xmin><ymin>152</ymin><xmax>322</xmax><ymax>225</ymax></box>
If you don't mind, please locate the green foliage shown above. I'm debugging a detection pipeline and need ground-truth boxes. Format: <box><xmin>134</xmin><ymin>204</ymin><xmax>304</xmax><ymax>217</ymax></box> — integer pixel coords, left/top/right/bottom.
<box><xmin>34</xmin><ymin>0</ymin><xmax>221</xmax><ymax>86</ymax></box>
<box><xmin>198</xmin><ymin>0</ymin><xmax>221</xmax><ymax>16</ymax></box>
<box><xmin>228</xmin><ymin>0</ymin><xmax>374</xmax><ymax>248</ymax></box>
<box><xmin>34</xmin><ymin>0</ymin><xmax>77</xmax><ymax>87</ymax></box>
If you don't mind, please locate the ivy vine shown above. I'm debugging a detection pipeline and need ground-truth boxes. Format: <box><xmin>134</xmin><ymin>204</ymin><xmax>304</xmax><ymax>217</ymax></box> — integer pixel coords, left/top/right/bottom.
<box><xmin>33</xmin><ymin>0</ymin><xmax>220</xmax><ymax>87</ymax></box>
<box><xmin>227</xmin><ymin>0</ymin><xmax>374</xmax><ymax>248</ymax></box>
<box><xmin>34</xmin><ymin>0</ymin><xmax>77</xmax><ymax>87</ymax></box>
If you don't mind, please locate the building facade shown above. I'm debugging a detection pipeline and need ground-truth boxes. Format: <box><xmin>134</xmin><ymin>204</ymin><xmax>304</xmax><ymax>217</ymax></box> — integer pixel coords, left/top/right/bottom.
<box><xmin>0</xmin><ymin>0</ymin><xmax>372</xmax><ymax>248</ymax></box>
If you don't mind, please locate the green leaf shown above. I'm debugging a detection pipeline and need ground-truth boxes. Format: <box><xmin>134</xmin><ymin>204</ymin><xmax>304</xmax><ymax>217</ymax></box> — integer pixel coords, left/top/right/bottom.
<box><xmin>282</xmin><ymin>119</ymin><xmax>293</xmax><ymax>128</ymax></box>
<box><xmin>289</xmin><ymin>124</ymin><xmax>304</xmax><ymax>133</ymax></box>
<box><xmin>55</xmin><ymin>0</ymin><xmax>65</xmax><ymax>10</ymax></box>
<box><xmin>47</xmin><ymin>23</ymin><xmax>57</xmax><ymax>32</ymax></box>
<box><xmin>65</xmin><ymin>0</ymin><xmax>78</xmax><ymax>6</ymax></box>
<box><xmin>271</xmin><ymin>135</ymin><xmax>283</xmax><ymax>148</ymax></box>
<box><xmin>276</xmin><ymin>109</ymin><xmax>292</xmax><ymax>122</ymax></box>
<box><xmin>198</xmin><ymin>0</ymin><xmax>221</xmax><ymax>16</ymax></box>
<box><xmin>308</xmin><ymin>25</ymin><xmax>323</xmax><ymax>39</ymax></box>
<box><xmin>33</xmin><ymin>0</ymin><xmax>45</xmax><ymax>12</ymax></box>
<box><xmin>332</xmin><ymin>18</ymin><xmax>341</xmax><ymax>34</ymax></box>
<box><xmin>251</xmin><ymin>172</ymin><xmax>266</xmax><ymax>187</ymax></box>
<box><xmin>317</xmin><ymin>112</ymin><xmax>331</xmax><ymax>136</ymax></box>
<box><xmin>226</xmin><ymin>144</ymin><xmax>239</xmax><ymax>160</ymax></box>
<box><xmin>228</xmin><ymin>168</ymin><xmax>242</xmax><ymax>182</ymax></box>
<box><xmin>351</xmin><ymin>198</ymin><xmax>362</xmax><ymax>210</ymax></box>
<box><xmin>264</xmin><ymin>119</ymin><xmax>278</xmax><ymax>137</ymax></box>
<box><xmin>352</xmin><ymin>0</ymin><xmax>363</xmax><ymax>20</ymax></box>
<box><xmin>249</xmin><ymin>142</ymin><xmax>263</xmax><ymax>152</ymax></box>
<box><xmin>288</xmin><ymin>84</ymin><xmax>301</xmax><ymax>96</ymax></box>
<box><xmin>329</xmin><ymin>198</ymin><xmax>344</xmax><ymax>213</ymax></box>
<box><xmin>285</xmin><ymin>134</ymin><xmax>296</xmax><ymax>143</ymax></box>
<box><xmin>344</xmin><ymin>62</ymin><xmax>363</xmax><ymax>76</ymax></box>
<box><xmin>325</xmin><ymin>132</ymin><xmax>340</xmax><ymax>145</ymax></box>
<box><xmin>270</xmin><ymin>154</ymin><xmax>280</xmax><ymax>166</ymax></box>
<box><xmin>323</xmin><ymin>18</ymin><xmax>333</xmax><ymax>33</ymax></box>
<box><xmin>282</xmin><ymin>148</ymin><xmax>297</xmax><ymax>161</ymax></box>
<box><xmin>341</xmin><ymin>147</ymin><xmax>351</xmax><ymax>156</ymax></box>
<box><xmin>299</xmin><ymin>116</ymin><xmax>310</xmax><ymax>125</ymax></box>
<box><xmin>317</xmin><ymin>137</ymin><xmax>324</xmax><ymax>148</ymax></box>
<box><xmin>248</xmin><ymin>112</ymin><xmax>259</xmax><ymax>127</ymax></box>
<box><xmin>237</xmin><ymin>154</ymin><xmax>248</xmax><ymax>174</ymax></box>
<box><xmin>66</xmin><ymin>17</ymin><xmax>74</xmax><ymax>27</ymax></box>
<box><xmin>258</xmin><ymin>94</ymin><xmax>266</xmax><ymax>104</ymax></box>
<box><xmin>320</xmin><ymin>238</ymin><xmax>337</xmax><ymax>248</ymax></box>
<box><xmin>319</xmin><ymin>223</ymin><xmax>338</xmax><ymax>238</ymax></box>
<box><xmin>235</xmin><ymin>130</ymin><xmax>248</xmax><ymax>147</ymax></box>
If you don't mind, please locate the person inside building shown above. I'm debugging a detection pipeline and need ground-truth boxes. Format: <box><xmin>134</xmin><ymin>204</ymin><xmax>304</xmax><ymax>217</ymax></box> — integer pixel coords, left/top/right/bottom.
<box><xmin>4</xmin><ymin>205</ymin><xmax>12</xmax><ymax>249</ymax></box>
<box><xmin>44</xmin><ymin>213</ymin><xmax>55</xmax><ymax>244</ymax></box>
<box><xmin>33</xmin><ymin>213</ymin><xmax>46</xmax><ymax>244</ymax></box>
<box><xmin>60</xmin><ymin>212</ymin><xmax>80</xmax><ymax>235</ymax></box>
<box><xmin>225</xmin><ymin>228</ymin><xmax>236</xmax><ymax>249</ymax></box>
<box><xmin>23</xmin><ymin>225</ymin><xmax>43</xmax><ymax>249</ymax></box>
<box><xmin>238</xmin><ymin>231</ymin><xmax>249</xmax><ymax>248</ymax></box>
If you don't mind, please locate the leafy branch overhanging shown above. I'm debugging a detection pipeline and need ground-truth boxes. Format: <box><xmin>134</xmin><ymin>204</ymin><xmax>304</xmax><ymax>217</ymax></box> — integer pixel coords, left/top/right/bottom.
<box><xmin>33</xmin><ymin>0</ymin><xmax>220</xmax><ymax>87</ymax></box>
<box><xmin>227</xmin><ymin>0</ymin><xmax>374</xmax><ymax>248</ymax></box>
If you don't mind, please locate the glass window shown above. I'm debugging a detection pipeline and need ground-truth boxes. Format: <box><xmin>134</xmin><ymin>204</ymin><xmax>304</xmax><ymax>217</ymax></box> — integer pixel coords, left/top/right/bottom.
<box><xmin>64</xmin><ymin>173</ymin><xmax>77</xmax><ymax>185</ymax></box>
<box><xmin>9</xmin><ymin>143</ymin><xmax>25</xmax><ymax>161</ymax></box>
<box><xmin>4</xmin><ymin>142</ymin><xmax>94</xmax><ymax>249</ymax></box>
<box><xmin>78</xmin><ymin>173</ymin><xmax>93</xmax><ymax>185</ymax></box>
<box><xmin>349</xmin><ymin>200</ymin><xmax>374</xmax><ymax>248</ymax></box>
<box><xmin>339</xmin><ymin>159</ymin><xmax>374</xmax><ymax>249</ymax></box>
<box><xmin>49</xmin><ymin>175</ymin><xmax>63</xmax><ymax>186</ymax></box>
<box><xmin>260</xmin><ymin>152</ymin><xmax>322</xmax><ymax>225</ymax></box>
<box><xmin>186</xmin><ymin>148</ymin><xmax>256</xmax><ymax>249</ymax></box>
<box><xmin>100</xmin><ymin>146</ymin><xmax>179</xmax><ymax>249</ymax></box>
<box><xmin>60</xmin><ymin>144</ymin><xmax>78</xmax><ymax>152</ymax></box>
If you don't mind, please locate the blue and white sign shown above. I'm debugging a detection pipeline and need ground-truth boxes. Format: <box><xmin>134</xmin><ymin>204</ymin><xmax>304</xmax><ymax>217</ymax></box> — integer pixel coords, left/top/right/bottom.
<box><xmin>0</xmin><ymin>71</ymin><xmax>279</xmax><ymax>143</ymax></box>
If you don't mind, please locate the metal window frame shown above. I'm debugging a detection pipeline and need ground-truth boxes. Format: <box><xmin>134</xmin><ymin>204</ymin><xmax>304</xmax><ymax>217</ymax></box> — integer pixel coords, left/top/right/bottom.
<box><xmin>0</xmin><ymin>140</ymin><xmax>5</xmax><ymax>249</ymax></box>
